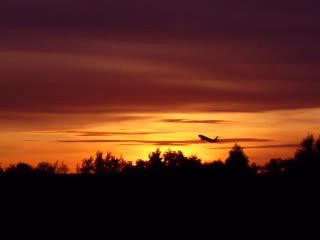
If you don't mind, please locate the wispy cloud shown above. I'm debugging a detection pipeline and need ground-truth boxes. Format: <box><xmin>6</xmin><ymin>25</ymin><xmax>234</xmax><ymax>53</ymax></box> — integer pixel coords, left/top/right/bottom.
<box><xmin>0</xmin><ymin>113</ymin><xmax>152</xmax><ymax>131</ymax></box>
<box><xmin>57</xmin><ymin>138</ymin><xmax>272</xmax><ymax>146</ymax></box>
<box><xmin>57</xmin><ymin>139</ymin><xmax>196</xmax><ymax>146</ymax></box>
<box><xmin>209</xmin><ymin>144</ymin><xmax>298</xmax><ymax>150</ymax></box>
<box><xmin>62</xmin><ymin>130</ymin><xmax>172</xmax><ymax>137</ymax></box>
<box><xmin>160</xmin><ymin>119</ymin><xmax>227</xmax><ymax>124</ymax></box>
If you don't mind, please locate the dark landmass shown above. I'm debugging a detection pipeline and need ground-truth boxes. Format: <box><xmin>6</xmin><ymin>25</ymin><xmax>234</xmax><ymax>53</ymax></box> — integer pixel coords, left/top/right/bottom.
<box><xmin>1</xmin><ymin>135</ymin><xmax>319</xmax><ymax>239</ymax></box>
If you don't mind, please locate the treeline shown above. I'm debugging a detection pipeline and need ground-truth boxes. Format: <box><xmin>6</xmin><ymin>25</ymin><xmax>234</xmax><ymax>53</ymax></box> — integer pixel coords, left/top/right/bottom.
<box><xmin>0</xmin><ymin>161</ymin><xmax>69</xmax><ymax>176</ymax></box>
<box><xmin>1</xmin><ymin>135</ymin><xmax>320</xmax><ymax>177</ymax></box>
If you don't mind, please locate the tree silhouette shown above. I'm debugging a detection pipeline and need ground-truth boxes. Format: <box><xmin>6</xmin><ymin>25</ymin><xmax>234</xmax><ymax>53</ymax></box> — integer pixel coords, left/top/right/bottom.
<box><xmin>181</xmin><ymin>155</ymin><xmax>202</xmax><ymax>169</ymax></box>
<box><xmin>163</xmin><ymin>150</ymin><xmax>186</xmax><ymax>168</ymax></box>
<box><xmin>315</xmin><ymin>136</ymin><xmax>320</xmax><ymax>153</ymax></box>
<box><xmin>250</xmin><ymin>162</ymin><xmax>262</xmax><ymax>175</ymax></box>
<box><xmin>80</xmin><ymin>157</ymin><xmax>95</xmax><ymax>174</ymax></box>
<box><xmin>0</xmin><ymin>165</ymin><xmax>3</xmax><ymax>175</ymax></box>
<box><xmin>80</xmin><ymin>152</ymin><xmax>126</xmax><ymax>174</ymax></box>
<box><xmin>295</xmin><ymin>135</ymin><xmax>316</xmax><ymax>162</ymax></box>
<box><xmin>55</xmin><ymin>161</ymin><xmax>69</xmax><ymax>174</ymax></box>
<box><xmin>76</xmin><ymin>163</ymin><xmax>81</xmax><ymax>174</ymax></box>
<box><xmin>315</xmin><ymin>136</ymin><xmax>320</xmax><ymax>152</ymax></box>
<box><xmin>36</xmin><ymin>162</ymin><xmax>56</xmax><ymax>175</ymax></box>
<box><xmin>315</xmin><ymin>136</ymin><xmax>320</xmax><ymax>167</ymax></box>
<box><xmin>205</xmin><ymin>160</ymin><xmax>225</xmax><ymax>174</ymax></box>
<box><xmin>136</xmin><ymin>159</ymin><xmax>148</xmax><ymax>170</ymax></box>
<box><xmin>103</xmin><ymin>152</ymin><xmax>126</xmax><ymax>174</ymax></box>
<box><xmin>6</xmin><ymin>162</ymin><xmax>34</xmax><ymax>175</ymax></box>
<box><xmin>264</xmin><ymin>159</ymin><xmax>284</xmax><ymax>176</ymax></box>
<box><xmin>94</xmin><ymin>151</ymin><xmax>107</xmax><ymax>174</ymax></box>
<box><xmin>294</xmin><ymin>135</ymin><xmax>319</xmax><ymax>175</ymax></box>
<box><xmin>225</xmin><ymin>144</ymin><xmax>250</xmax><ymax>175</ymax></box>
<box><xmin>148</xmin><ymin>148</ymin><xmax>164</xmax><ymax>169</ymax></box>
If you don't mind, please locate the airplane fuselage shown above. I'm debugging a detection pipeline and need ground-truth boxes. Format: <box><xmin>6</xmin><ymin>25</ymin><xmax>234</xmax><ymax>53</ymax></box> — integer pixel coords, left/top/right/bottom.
<box><xmin>198</xmin><ymin>135</ymin><xmax>219</xmax><ymax>143</ymax></box>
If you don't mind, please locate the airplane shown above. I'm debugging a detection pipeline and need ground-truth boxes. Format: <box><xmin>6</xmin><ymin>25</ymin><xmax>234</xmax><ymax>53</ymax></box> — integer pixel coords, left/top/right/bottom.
<box><xmin>198</xmin><ymin>135</ymin><xmax>219</xmax><ymax>143</ymax></box>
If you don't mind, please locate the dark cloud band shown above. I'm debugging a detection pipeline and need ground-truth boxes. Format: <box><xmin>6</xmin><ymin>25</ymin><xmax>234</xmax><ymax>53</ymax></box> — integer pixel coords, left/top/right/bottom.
<box><xmin>209</xmin><ymin>144</ymin><xmax>298</xmax><ymax>150</ymax></box>
<box><xmin>1</xmin><ymin>0</ymin><xmax>319</xmax><ymax>117</ymax></box>
<box><xmin>160</xmin><ymin>119</ymin><xmax>227</xmax><ymax>124</ymax></box>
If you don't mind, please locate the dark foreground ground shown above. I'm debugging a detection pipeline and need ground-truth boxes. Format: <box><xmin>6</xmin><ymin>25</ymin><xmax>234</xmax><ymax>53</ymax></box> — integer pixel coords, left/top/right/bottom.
<box><xmin>1</xmin><ymin>174</ymin><xmax>319</xmax><ymax>239</ymax></box>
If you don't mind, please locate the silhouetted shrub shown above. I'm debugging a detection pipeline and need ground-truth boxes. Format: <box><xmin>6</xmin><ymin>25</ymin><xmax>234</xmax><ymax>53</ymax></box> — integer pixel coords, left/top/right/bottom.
<box><xmin>295</xmin><ymin>135</ymin><xmax>316</xmax><ymax>163</ymax></box>
<box><xmin>316</xmin><ymin>136</ymin><xmax>320</xmax><ymax>167</ymax></box>
<box><xmin>55</xmin><ymin>161</ymin><xmax>69</xmax><ymax>174</ymax></box>
<box><xmin>163</xmin><ymin>150</ymin><xmax>186</xmax><ymax>168</ymax></box>
<box><xmin>94</xmin><ymin>151</ymin><xmax>106</xmax><ymax>174</ymax></box>
<box><xmin>148</xmin><ymin>148</ymin><xmax>164</xmax><ymax>170</ymax></box>
<box><xmin>103</xmin><ymin>152</ymin><xmax>126</xmax><ymax>174</ymax></box>
<box><xmin>264</xmin><ymin>159</ymin><xmax>285</xmax><ymax>176</ymax></box>
<box><xmin>315</xmin><ymin>136</ymin><xmax>320</xmax><ymax>153</ymax></box>
<box><xmin>203</xmin><ymin>160</ymin><xmax>226</xmax><ymax>176</ymax></box>
<box><xmin>181</xmin><ymin>155</ymin><xmax>202</xmax><ymax>169</ymax></box>
<box><xmin>293</xmin><ymin>135</ymin><xmax>320</xmax><ymax>175</ymax></box>
<box><xmin>6</xmin><ymin>162</ymin><xmax>34</xmax><ymax>175</ymax></box>
<box><xmin>80</xmin><ymin>157</ymin><xmax>95</xmax><ymax>174</ymax></box>
<box><xmin>80</xmin><ymin>152</ymin><xmax>126</xmax><ymax>174</ymax></box>
<box><xmin>225</xmin><ymin>144</ymin><xmax>250</xmax><ymax>175</ymax></box>
<box><xmin>35</xmin><ymin>162</ymin><xmax>56</xmax><ymax>175</ymax></box>
<box><xmin>250</xmin><ymin>163</ymin><xmax>261</xmax><ymax>175</ymax></box>
<box><xmin>136</xmin><ymin>159</ymin><xmax>148</xmax><ymax>170</ymax></box>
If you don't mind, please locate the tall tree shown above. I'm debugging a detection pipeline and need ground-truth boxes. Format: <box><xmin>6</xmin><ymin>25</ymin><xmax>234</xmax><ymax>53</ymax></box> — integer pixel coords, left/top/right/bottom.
<box><xmin>6</xmin><ymin>162</ymin><xmax>34</xmax><ymax>175</ymax></box>
<box><xmin>36</xmin><ymin>162</ymin><xmax>56</xmax><ymax>174</ymax></box>
<box><xmin>148</xmin><ymin>148</ymin><xmax>163</xmax><ymax>169</ymax></box>
<box><xmin>163</xmin><ymin>150</ymin><xmax>186</xmax><ymax>168</ymax></box>
<box><xmin>225</xmin><ymin>144</ymin><xmax>250</xmax><ymax>175</ymax></box>
<box><xmin>80</xmin><ymin>157</ymin><xmax>95</xmax><ymax>174</ymax></box>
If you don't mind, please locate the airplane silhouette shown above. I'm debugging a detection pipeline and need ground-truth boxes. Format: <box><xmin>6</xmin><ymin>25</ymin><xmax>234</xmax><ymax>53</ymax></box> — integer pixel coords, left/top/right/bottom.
<box><xmin>198</xmin><ymin>135</ymin><xmax>219</xmax><ymax>143</ymax></box>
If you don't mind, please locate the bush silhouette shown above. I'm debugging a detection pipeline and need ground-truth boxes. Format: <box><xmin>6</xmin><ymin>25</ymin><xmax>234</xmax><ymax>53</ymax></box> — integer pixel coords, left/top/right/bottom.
<box><xmin>205</xmin><ymin>160</ymin><xmax>225</xmax><ymax>173</ymax></box>
<box><xmin>55</xmin><ymin>161</ymin><xmax>69</xmax><ymax>174</ymax></box>
<box><xmin>163</xmin><ymin>150</ymin><xmax>186</xmax><ymax>168</ymax></box>
<box><xmin>136</xmin><ymin>159</ymin><xmax>148</xmax><ymax>170</ymax></box>
<box><xmin>94</xmin><ymin>151</ymin><xmax>107</xmax><ymax>174</ymax></box>
<box><xmin>181</xmin><ymin>155</ymin><xmax>202</xmax><ymax>170</ymax></box>
<box><xmin>264</xmin><ymin>159</ymin><xmax>285</xmax><ymax>176</ymax></box>
<box><xmin>80</xmin><ymin>157</ymin><xmax>95</xmax><ymax>174</ymax></box>
<box><xmin>80</xmin><ymin>152</ymin><xmax>126</xmax><ymax>174</ymax></box>
<box><xmin>35</xmin><ymin>162</ymin><xmax>56</xmax><ymax>175</ymax></box>
<box><xmin>295</xmin><ymin>135</ymin><xmax>316</xmax><ymax>163</ymax></box>
<box><xmin>6</xmin><ymin>162</ymin><xmax>34</xmax><ymax>175</ymax></box>
<box><xmin>148</xmin><ymin>148</ymin><xmax>164</xmax><ymax>170</ymax></box>
<box><xmin>293</xmin><ymin>135</ymin><xmax>320</xmax><ymax>175</ymax></box>
<box><xmin>225</xmin><ymin>144</ymin><xmax>250</xmax><ymax>175</ymax></box>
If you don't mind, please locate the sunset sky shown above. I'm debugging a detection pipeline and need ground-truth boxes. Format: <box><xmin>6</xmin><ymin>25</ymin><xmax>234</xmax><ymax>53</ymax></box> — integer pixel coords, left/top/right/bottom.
<box><xmin>1</xmin><ymin>1</ymin><xmax>320</xmax><ymax>170</ymax></box>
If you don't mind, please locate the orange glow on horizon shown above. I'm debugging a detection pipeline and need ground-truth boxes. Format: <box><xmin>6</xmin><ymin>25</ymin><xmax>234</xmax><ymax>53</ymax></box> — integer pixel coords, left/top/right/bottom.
<box><xmin>1</xmin><ymin>108</ymin><xmax>320</xmax><ymax>172</ymax></box>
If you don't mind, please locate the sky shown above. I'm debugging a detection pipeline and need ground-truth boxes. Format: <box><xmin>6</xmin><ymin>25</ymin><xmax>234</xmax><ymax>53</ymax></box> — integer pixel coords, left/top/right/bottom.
<box><xmin>1</xmin><ymin>1</ymin><xmax>320</xmax><ymax>170</ymax></box>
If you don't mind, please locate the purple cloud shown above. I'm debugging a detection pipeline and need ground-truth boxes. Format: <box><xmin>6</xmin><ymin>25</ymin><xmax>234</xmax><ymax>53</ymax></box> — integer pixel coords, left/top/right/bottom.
<box><xmin>1</xmin><ymin>0</ymin><xmax>319</xmax><ymax>117</ymax></box>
